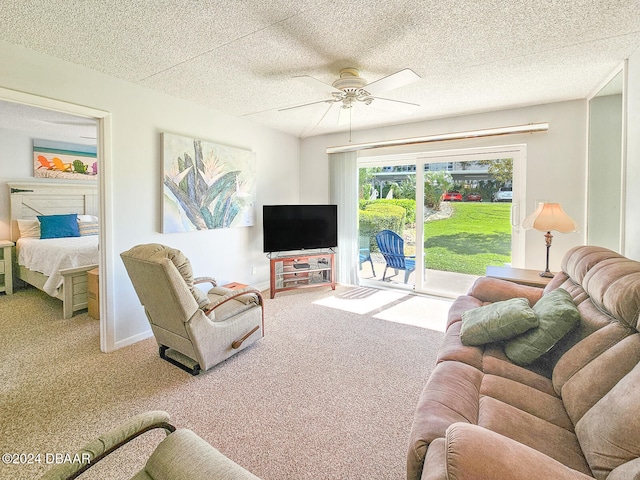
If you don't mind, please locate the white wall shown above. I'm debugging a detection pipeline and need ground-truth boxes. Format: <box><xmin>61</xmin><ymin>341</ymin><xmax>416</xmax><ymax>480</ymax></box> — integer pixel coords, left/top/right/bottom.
<box><xmin>625</xmin><ymin>46</ymin><xmax>640</xmax><ymax>260</ymax></box>
<box><xmin>300</xmin><ymin>100</ymin><xmax>587</xmax><ymax>273</ymax></box>
<box><xmin>587</xmin><ymin>93</ymin><xmax>623</xmax><ymax>252</ymax></box>
<box><xmin>0</xmin><ymin>129</ymin><xmax>34</xmax><ymax>235</ymax></box>
<box><xmin>0</xmin><ymin>41</ymin><xmax>300</xmax><ymax>350</ymax></box>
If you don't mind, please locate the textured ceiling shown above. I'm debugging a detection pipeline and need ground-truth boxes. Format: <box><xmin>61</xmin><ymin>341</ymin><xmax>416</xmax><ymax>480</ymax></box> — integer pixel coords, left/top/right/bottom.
<box><xmin>1</xmin><ymin>0</ymin><xmax>639</xmax><ymax>138</ymax></box>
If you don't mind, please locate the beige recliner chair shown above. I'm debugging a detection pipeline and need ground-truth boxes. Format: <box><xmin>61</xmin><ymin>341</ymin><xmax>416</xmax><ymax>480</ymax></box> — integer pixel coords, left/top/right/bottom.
<box><xmin>39</xmin><ymin>411</ymin><xmax>262</xmax><ymax>479</ymax></box>
<box><xmin>121</xmin><ymin>244</ymin><xmax>264</xmax><ymax>375</ymax></box>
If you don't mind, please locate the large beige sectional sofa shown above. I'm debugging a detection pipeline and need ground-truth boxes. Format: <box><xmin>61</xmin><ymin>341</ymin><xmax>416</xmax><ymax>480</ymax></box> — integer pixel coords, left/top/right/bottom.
<box><xmin>407</xmin><ymin>245</ymin><xmax>640</xmax><ymax>480</ymax></box>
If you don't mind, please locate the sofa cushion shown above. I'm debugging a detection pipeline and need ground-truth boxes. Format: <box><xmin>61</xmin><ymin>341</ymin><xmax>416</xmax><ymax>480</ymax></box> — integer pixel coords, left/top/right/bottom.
<box><xmin>575</xmin><ymin>360</ymin><xmax>640</xmax><ymax>480</ymax></box>
<box><xmin>562</xmin><ymin>245</ymin><xmax>640</xmax><ymax>330</ymax></box>
<box><xmin>478</xmin><ymin>396</ymin><xmax>592</xmax><ymax>475</ymax></box>
<box><xmin>466</xmin><ymin>276</ymin><xmax>544</xmax><ymax>305</ymax></box>
<box><xmin>431</xmin><ymin>423</ymin><xmax>595</xmax><ymax>480</ymax></box>
<box><xmin>481</xmin><ymin>349</ymin><xmax>556</xmax><ymax>395</ymax></box>
<box><xmin>505</xmin><ymin>289</ymin><xmax>580</xmax><ymax>366</ymax></box>
<box><xmin>552</xmin><ymin>322</ymin><xmax>632</xmax><ymax>396</ymax></box>
<box><xmin>561</xmin><ymin>246</ymin><xmax>622</xmax><ymax>287</ymax></box>
<box><xmin>460</xmin><ymin>298</ymin><xmax>538</xmax><ymax>346</ymax></box>
<box><xmin>480</xmin><ymin>374</ymin><xmax>574</xmax><ymax>431</ymax></box>
<box><xmin>558</xmin><ymin>332</ymin><xmax>640</xmax><ymax>426</ymax></box>
<box><xmin>436</xmin><ymin>321</ymin><xmax>484</xmax><ymax>371</ymax></box>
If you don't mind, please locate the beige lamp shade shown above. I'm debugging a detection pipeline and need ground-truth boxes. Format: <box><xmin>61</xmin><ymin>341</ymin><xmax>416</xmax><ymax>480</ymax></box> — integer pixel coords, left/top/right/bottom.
<box><xmin>522</xmin><ymin>203</ymin><xmax>577</xmax><ymax>233</ymax></box>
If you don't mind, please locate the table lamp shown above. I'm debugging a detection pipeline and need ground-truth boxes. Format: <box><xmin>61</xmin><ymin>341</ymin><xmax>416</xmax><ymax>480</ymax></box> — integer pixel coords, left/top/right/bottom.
<box><xmin>522</xmin><ymin>202</ymin><xmax>577</xmax><ymax>278</ymax></box>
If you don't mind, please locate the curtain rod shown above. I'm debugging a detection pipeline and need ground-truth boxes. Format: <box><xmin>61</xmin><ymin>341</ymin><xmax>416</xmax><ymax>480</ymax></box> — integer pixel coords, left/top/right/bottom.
<box><xmin>325</xmin><ymin>123</ymin><xmax>549</xmax><ymax>154</ymax></box>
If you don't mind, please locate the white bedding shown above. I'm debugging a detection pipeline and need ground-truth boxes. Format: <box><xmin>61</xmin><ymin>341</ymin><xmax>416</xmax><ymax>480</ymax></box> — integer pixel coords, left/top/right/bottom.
<box><xmin>17</xmin><ymin>236</ymin><xmax>99</xmax><ymax>296</ymax></box>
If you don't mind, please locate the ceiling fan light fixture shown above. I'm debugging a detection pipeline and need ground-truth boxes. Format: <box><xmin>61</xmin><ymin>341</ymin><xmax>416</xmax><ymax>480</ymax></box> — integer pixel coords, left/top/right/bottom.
<box><xmin>332</xmin><ymin>68</ymin><xmax>368</xmax><ymax>91</ymax></box>
<box><xmin>355</xmin><ymin>89</ymin><xmax>372</xmax><ymax>102</ymax></box>
<box><xmin>339</xmin><ymin>67</ymin><xmax>360</xmax><ymax>78</ymax></box>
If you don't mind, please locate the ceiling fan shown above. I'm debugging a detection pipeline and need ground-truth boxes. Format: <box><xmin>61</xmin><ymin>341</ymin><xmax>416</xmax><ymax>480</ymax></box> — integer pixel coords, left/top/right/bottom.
<box><xmin>280</xmin><ymin>67</ymin><xmax>421</xmax><ymax>125</ymax></box>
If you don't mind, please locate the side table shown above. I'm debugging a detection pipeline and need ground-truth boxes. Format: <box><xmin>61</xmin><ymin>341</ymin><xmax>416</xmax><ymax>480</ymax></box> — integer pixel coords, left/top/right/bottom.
<box><xmin>485</xmin><ymin>266</ymin><xmax>552</xmax><ymax>288</ymax></box>
<box><xmin>0</xmin><ymin>240</ymin><xmax>14</xmax><ymax>295</ymax></box>
<box><xmin>222</xmin><ymin>282</ymin><xmax>248</xmax><ymax>290</ymax></box>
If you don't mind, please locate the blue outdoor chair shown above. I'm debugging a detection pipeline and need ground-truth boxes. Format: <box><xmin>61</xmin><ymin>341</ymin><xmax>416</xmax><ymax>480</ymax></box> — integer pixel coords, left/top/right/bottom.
<box><xmin>375</xmin><ymin>230</ymin><xmax>416</xmax><ymax>283</ymax></box>
<box><xmin>359</xmin><ymin>235</ymin><xmax>376</xmax><ymax>276</ymax></box>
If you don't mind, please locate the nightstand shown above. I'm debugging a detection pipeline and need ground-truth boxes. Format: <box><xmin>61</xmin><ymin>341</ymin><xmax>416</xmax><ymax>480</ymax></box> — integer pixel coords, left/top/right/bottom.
<box><xmin>485</xmin><ymin>266</ymin><xmax>552</xmax><ymax>288</ymax></box>
<box><xmin>0</xmin><ymin>240</ymin><xmax>14</xmax><ymax>295</ymax></box>
<box><xmin>87</xmin><ymin>268</ymin><xmax>99</xmax><ymax>319</ymax></box>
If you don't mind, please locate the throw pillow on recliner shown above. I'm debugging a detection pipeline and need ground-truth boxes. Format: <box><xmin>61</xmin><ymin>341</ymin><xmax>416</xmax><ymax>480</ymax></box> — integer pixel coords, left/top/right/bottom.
<box><xmin>504</xmin><ymin>288</ymin><xmax>581</xmax><ymax>366</ymax></box>
<box><xmin>460</xmin><ymin>297</ymin><xmax>539</xmax><ymax>346</ymax></box>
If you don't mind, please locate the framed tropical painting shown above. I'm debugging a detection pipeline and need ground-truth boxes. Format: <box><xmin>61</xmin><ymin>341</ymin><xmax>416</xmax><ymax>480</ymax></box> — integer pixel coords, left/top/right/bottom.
<box><xmin>161</xmin><ymin>133</ymin><xmax>256</xmax><ymax>233</ymax></box>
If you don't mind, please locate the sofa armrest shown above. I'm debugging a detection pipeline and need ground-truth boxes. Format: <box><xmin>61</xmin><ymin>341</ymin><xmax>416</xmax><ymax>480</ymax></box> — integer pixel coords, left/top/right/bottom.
<box><xmin>407</xmin><ymin>362</ymin><xmax>484</xmax><ymax>480</ymax></box>
<box><xmin>422</xmin><ymin>423</ymin><xmax>594</xmax><ymax>480</ymax></box>
<box><xmin>436</xmin><ymin>320</ymin><xmax>484</xmax><ymax>369</ymax></box>
<box><xmin>468</xmin><ymin>277</ymin><xmax>544</xmax><ymax>305</ymax></box>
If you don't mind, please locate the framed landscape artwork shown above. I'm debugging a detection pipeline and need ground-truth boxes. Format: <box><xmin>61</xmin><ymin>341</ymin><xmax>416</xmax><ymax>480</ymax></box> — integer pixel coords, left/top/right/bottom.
<box><xmin>33</xmin><ymin>139</ymin><xmax>98</xmax><ymax>180</ymax></box>
<box><xmin>162</xmin><ymin>132</ymin><xmax>256</xmax><ymax>233</ymax></box>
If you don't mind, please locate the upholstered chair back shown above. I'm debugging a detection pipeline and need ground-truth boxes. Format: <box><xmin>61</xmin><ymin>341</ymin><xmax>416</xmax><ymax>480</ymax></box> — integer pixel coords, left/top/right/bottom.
<box><xmin>121</xmin><ymin>243</ymin><xmax>204</xmax><ymax>335</ymax></box>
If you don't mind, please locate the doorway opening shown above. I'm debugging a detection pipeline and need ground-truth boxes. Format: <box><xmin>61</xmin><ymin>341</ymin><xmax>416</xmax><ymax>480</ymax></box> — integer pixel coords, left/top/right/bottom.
<box><xmin>0</xmin><ymin>88</ymin><xmax>111</xmax><ymax>351</ymax></box>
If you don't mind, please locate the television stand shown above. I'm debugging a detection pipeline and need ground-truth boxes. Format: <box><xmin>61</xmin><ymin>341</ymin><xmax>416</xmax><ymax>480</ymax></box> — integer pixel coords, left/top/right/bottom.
<box><xmin>269</xmin><ymin>252</ymin><xmax>335</xmax><ymax>299</ymax></box>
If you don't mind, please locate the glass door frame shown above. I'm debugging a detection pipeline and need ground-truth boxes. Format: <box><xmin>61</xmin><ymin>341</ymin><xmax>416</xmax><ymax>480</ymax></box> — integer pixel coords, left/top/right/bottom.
<box><xmin>357</xmin><ymin>158</ymin><xmax>418</xmax><ymax>289</ymax></box>
<box><xmin>359</xmin><ymin>143</ymin><xmax>527</xmax><ymax>296</ymax></box>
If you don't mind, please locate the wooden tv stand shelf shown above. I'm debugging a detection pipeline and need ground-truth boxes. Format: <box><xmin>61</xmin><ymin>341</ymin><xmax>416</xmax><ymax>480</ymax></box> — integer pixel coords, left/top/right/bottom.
<box><xmin>269</xmin><ymin>252</ymin><xmax>335</xmax><ymax>298</ymax></box>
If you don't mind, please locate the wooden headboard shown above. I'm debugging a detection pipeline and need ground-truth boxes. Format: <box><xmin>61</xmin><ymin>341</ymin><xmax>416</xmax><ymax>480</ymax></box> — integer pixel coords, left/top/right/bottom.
<box><xmin>8</xmin><ymin>182</ymin><xmax>98</xmax><ymax>241</ymax></box>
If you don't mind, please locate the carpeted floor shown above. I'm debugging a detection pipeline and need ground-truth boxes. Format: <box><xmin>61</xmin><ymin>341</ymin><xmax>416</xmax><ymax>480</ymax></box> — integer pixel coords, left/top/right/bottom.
<box><xmin>0</xmin><ymin>285</ymin><xmax>447</xmax><ymax>480</ymax></box>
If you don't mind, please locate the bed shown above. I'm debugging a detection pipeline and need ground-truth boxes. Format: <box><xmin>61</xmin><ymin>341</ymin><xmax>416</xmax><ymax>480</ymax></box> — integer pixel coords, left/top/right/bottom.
<box><xmin>9</xmin><ymin>182</ymin><xmax>99</xmax><ymax>319</ymax></box>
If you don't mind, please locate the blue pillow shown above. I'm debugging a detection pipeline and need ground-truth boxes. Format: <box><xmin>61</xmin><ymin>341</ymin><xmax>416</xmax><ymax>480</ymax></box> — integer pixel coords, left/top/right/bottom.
<box><xmin>37</xmin><ymin>214</ymin><xmax>81</xmax><ymax>239</ymax></box>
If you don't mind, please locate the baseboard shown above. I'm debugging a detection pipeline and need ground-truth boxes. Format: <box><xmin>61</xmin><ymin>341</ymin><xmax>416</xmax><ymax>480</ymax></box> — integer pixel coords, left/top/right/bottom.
<box><xmin>113</xmin><ymin>329</ymin><xmax>153</xmax><ymax>350</ymax></box>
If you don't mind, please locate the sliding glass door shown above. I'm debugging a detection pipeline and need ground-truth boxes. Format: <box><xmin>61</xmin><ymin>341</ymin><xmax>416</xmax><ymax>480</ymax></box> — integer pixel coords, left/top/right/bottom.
<box><xmin>358</xmin><ymin>163</ymin><xmax>416</xmax><ymax>289</ymax></box>
<box><xmin>359</xmin><ymin>145</ymin><xmax>526</xmax><ymax>298</ymax></box>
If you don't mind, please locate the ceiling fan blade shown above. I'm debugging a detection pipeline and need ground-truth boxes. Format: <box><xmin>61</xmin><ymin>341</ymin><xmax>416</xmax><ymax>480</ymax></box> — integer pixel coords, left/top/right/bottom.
<box><xmin>337</xmin><ymin>106</ymin><xmax>352</xmax><ymax>125</ymax></box>
<box><xmin>364</xmin><ymin>68</ymin><xmax>421</xmax><ymax>95</ymax></box>
<box><xmin>295</xmin><ymin>75</ymin><xmax>343</xmax><ymax>94</ymax></box>
<box><xmin>370</xmin><ymin>96</ymin><xmax>420</xmax><ymax>115</ymax></box>
<box><xmin>278</xmin><ymin>98</ymin><xmax>337</xmax><ymax>112</ymax></box>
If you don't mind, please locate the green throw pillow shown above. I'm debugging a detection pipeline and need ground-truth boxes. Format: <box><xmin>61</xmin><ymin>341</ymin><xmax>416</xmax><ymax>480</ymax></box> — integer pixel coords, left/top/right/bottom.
<box><xmin>460</xmin><ymin>297</ymin><xmax>539</xmax><ymax>346</ymax></box>
<box><xmin>504</xmin><ymin>288</ymin><xmax>581</xmax><ymax>366</ymax></box>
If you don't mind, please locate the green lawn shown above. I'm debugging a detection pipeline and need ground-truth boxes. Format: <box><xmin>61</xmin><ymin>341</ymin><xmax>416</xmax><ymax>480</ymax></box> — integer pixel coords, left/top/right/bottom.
<box><xmin>424</xmin><ymin>202</ymin><xmax>512</xmax><ymax>275</ymax></box>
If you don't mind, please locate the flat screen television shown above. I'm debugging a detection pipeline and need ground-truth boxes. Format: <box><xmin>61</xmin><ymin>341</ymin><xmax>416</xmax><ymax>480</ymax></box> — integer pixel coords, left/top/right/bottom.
<box><xmin>263</xmin><ymin>204</ymin><xmax>338</xmax><ymax>253</ymax></box>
